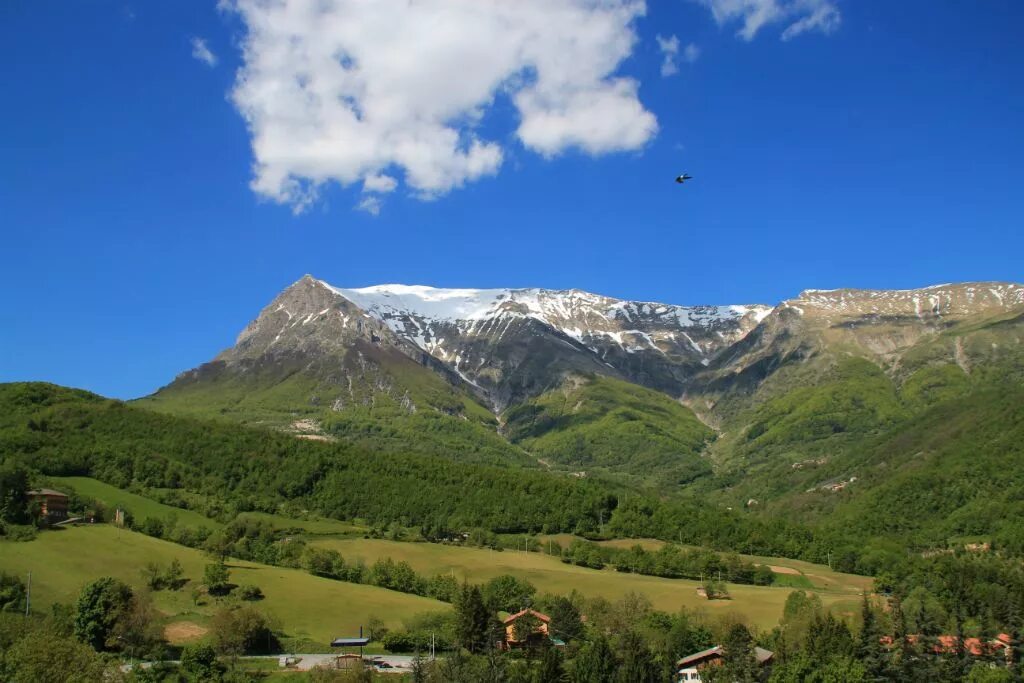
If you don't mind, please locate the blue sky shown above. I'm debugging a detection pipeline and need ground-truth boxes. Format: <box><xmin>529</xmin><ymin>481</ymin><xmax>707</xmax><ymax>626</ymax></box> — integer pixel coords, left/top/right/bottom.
<box><xmin>2</xmin><ymin>1</ymin><xmax>1022</xmax><ymax>399</ymax></box>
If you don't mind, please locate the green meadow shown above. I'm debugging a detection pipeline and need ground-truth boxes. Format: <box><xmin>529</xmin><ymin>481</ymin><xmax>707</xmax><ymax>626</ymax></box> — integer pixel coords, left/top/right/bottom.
<box><xmin>0</xmin><ymin>525</ymin><xmax>444</xmax><ymax>647</ymax></box>
<box><xmin>51</xmin><ymin>476</ymin><xmax>222</xmax><ymax>530</ymax></box>
<box><xmin>586</xmin><ymin>536</ymin><xmax>874</xmax><ymax>594</ymax></box>
<box><xmin>310</xmin><ymin>538</ymin><xmax>862</xmax><ymax>630</ymax></box>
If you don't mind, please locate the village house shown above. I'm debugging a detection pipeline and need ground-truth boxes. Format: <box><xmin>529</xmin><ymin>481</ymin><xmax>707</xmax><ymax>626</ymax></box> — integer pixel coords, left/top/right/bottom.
<box><xmin>676</xmin><ymin>645</ymin><xmax>774</xmax><ymax>681</ymax></box>
<box><xmin>880</xmin><ymin>633</ymin><xmax>1012</xmax><ymax>660</ymax></box>
<box><xmin>501</xmin><ymin>609</ymin><xmax>562</xmax><ymax>650</ymax></box>
<box><xmin>26</xmin><ymin>488</ymin><xmax>69</xmax><ymax>523</ymax></box>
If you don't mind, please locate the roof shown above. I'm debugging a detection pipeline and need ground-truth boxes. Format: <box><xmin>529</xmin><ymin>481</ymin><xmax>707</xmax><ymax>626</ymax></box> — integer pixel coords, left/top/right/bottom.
<box><xmin>678</xmin><ymin>645</ymin><xmax>722</xmax><ymax>667</ymax></box>
<box><xmin>677</xmin><ymin>645</ymin><xmax>773</xmax><ymax>668</ymax></box>
<box><xmin>503</xmin><ymin>608</ymin><xmax>551</xmax><ymax>624</ymax></box>
<box><xmin>27</xmin><ymin>488</ymin><xmax>68</xmax><ymax>498</ymax></box>
<box><xmin>331</xmin><ymin>637</ymin><xmax>370</xmax><ymax>647</ymax></box>
<box><xmin>882</xmin><ymin>634</ymin><xmax>1009</xmax><ymax>657</ymax></box>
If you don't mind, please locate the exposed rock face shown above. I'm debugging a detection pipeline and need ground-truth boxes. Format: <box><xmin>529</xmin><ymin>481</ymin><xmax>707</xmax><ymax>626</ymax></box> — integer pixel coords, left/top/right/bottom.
<box><xmin>223</xmin><ymin>275</ymin><xmax>399</xmax><ymax>360</ymax></box>
<box><xmin>163</xmin><ymin>276</ymin><xmax>1024</xmax><ymax>416</ymax></box>
<box><xmin>685</xmin><ymin>282</ymin><xmax>1024</xmax><ymax>412</ymax></box>
<box><xmin>326</xmin><ymin>282</ymin><xmax>771</xmax><ymax>407</ymax></box>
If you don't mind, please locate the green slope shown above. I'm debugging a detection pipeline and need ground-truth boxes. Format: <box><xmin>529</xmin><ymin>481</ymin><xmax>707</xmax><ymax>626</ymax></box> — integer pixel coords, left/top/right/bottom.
<box><xmin>0</xmin><ymin>382</ymin><xmax>616</xmax><ymax>534</ymax></box>
<box><xmin>0</xmin><ymin>524</ymin><xmax>444</xmax><ymax>646</ymax></box>
<box><xmin>139</xmin><ymin>344</ymin><xmax>536</xmax><ymax>468</ymax></box>
<box><xmin>503</xmin><ymin>375</ymin><xmax>715</xmax><ymax>487</ymax></box>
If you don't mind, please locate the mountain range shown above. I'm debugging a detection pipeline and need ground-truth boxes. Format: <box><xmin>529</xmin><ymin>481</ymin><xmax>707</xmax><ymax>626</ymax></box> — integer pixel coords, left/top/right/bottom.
<box><xmin>143</xmin><ymin>276</ymin><xmax>1024</xmax><ymax>502</ymax></box>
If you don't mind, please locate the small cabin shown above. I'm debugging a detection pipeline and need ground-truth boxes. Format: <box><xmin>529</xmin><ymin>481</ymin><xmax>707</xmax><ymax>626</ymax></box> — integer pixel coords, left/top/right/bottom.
<box><xmin>677</xmin><ymin>645</ymin><xmax>774</xmax><ymax>682</ymax></box>
<box><xmin>27</xmin><ymin>489</ymin><xmax>69</xmax><ymax>522</ymax></box>
<box><xmin>502</xmin><ymin>609</ymin><xmax>554</xmax><ymax>650</ymax></box>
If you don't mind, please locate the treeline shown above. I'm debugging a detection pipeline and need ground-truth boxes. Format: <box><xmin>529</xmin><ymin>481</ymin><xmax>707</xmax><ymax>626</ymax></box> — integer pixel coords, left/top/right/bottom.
<box><xmin>0</xmin><ymin>383</ymin><xmax>812</xmax><ymax>558</ymax></box>
<box><xmin>0</xmin><ymin>383</ymin><xmax>617</xmax><ymax>534</ymax></box>
<box><xmin>557</xmin><ymin>539</ymin><xmax>774</xmax><ymax>586</ymax></box>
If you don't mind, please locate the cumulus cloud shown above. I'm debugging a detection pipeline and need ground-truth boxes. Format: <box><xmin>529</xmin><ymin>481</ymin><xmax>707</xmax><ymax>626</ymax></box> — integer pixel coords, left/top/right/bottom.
<box><xmin>696</xmin><ymin>0</ymin><xmax>840</xmax><ymax>41</ymax></box>
<box><xmin>356</xmin><ymin>195</ymin><xmax>382</xmax><ymax>216</ymax></box>
<box><xmin>190</xmin><ymin>37</ymin><xmax>217</xmax><ymax>67</ymax></box>
<box><xmin>657</xmin><ymin>35</ymin><xmax>699</xmax><ymax>77</ymax></box>
<box><xmin>656</xmin><ymin>35</ymin><xmax>680</xmax><ymax>76</ymax></box>
<box><xmin>222</xmin><ymin>0</ymin><xmax>656</xmax><ymax>212</ymax></box>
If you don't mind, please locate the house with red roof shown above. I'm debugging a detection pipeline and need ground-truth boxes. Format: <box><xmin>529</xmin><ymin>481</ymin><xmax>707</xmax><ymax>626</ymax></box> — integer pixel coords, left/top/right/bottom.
<box><xmin>501</xmin><ymin>609</ymin><xmax>560</xmax><ymax>650</ymax></box>
<box><xmin>676</xmin><ymin>645</ymin><xmax>774</xmax><ymax>681</ymax></box>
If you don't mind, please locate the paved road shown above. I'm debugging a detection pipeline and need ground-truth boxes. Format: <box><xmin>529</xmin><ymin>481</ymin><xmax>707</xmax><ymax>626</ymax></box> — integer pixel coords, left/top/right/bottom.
<box><xmin>260</xmin><ymin>653</ymin><xmax>426</xmax><ymax>672</ymax></box>
<box><xmin>124</xmin><ymin>653</ymin><xmax>432</xmax><ymax>674</ymax></box>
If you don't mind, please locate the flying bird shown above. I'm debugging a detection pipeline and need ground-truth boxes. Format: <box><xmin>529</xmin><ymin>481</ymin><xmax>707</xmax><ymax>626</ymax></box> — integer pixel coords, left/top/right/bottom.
<box><xmin>675</xmin><ymin>173</ymin><xmax>693</xmax><ymax>184</ymax></box>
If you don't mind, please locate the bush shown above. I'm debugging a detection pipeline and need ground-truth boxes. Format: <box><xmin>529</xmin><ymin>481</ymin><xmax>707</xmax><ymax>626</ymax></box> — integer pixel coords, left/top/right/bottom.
<box><xmin>180</xmin><ymin>642</ymin><xmax>223</xmax><ymax>680</ymax></box>
<box><xmin>204</xmin><ymin>562</ymin><xmax>230</xmax><ymax>596</ymax></box>
<box><xmin>236</xmin><ymin>584</ymin><xmax>264</xmax><ymax>601</ymax></box>
<box><xmin>211</xmin><ymin>605</ymin><xmax>275</xmax><ymax>656</ymax></box>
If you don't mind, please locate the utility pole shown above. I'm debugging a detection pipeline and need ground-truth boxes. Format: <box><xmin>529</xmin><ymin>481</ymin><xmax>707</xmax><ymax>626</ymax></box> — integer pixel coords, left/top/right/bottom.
<box><xmin>24</xmin><ymin>572</ymin><xmax>31</xmax><ymax>617</ymax></box>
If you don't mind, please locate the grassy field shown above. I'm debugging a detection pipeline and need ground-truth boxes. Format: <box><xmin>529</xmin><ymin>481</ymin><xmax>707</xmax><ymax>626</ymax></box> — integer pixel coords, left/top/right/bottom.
<box><xmin>0</xmin><ymin>525</ymin><xmax>445</xmax><ymax>647</ymax></box>
<box><xmin>542</xmin><ymin>534</ymin><xmax>873</xmax><ymax>594</ymax></box>
<box><xmin>51</xmin><ymin>476</ymin><xmax>222</xmax><ymax>530</ymax></box>
<box><xmin>310</xmin><ymin>538</ymin><xmax>862</xmax><ymax>630</ymax></box>
<box><xmin>55</xmin><ymin>476</ymin><xmax>367</xmax><ymax>538</ymax></box>
<box><xmin>235</xmin><ymin>511</ymin><xmax>367</xmax><ymax>536</ymax></box>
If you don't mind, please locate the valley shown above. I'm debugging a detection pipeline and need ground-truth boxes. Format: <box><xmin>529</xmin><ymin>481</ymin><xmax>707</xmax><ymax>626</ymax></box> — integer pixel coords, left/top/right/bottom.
<box><xmin>2</xmin><ymin>277</ymin><xmax>1023</xmax><ymax>680</ymax></box>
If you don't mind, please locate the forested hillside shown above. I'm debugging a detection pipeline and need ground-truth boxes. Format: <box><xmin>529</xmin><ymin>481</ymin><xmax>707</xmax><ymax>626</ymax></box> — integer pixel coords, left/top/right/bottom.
<box><xmin>504</xmin><ymin>375</ymin><xmax>714</xmax><ymax>486</ymax></box>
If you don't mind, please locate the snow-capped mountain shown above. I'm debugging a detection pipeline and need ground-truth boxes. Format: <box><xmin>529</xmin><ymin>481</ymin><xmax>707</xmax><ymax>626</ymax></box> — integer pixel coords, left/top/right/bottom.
<box><xmin>160</xmin><ymin>276</ymin><xmax>1024</xmax><ymax>416</ymax></box>
<box><xmin>329</xmin><ymin>281</ymin><xmax>764</xmax><ymax>376</ymax></box>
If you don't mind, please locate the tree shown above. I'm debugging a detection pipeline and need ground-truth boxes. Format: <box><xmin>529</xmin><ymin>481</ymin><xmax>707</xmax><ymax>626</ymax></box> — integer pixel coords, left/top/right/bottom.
<box><xmin>617</xmin><ymin>630</ymin><xmax>657</xmax><ymax>683</ymax></box>
<box><xmin>769</xmin><ymin>652</ymin><xmax>868</xmax><ymax>683</ymax></box>
<box><xmin>141</xmin><ymin>562</ymin><xmax>164</xmax><ymax>590</ymax></box>
<box><xmin>545</xmin><ymin>595</ymin><xmax>584</xmax><ymax>643</ymax></box>
<box><xmin>211</xmin><ymin>605</ymin><xmax>274</xmax><ymax>656</ymax></box>
<box><xmin>708</xmin><ymin>623</ymin><xmax>759</xmax><ymax>683</ymax></box>
<box><xmin>965</xmin><ymin>663</ymin><xmax>1014</xmax><ymax>683</ymax></box>
<box><xmin>73</xmin><ymin>577</ymin><xmax>134</xmax><ymax>651</ymax></box>
<box><xmin>806</xmin><ymin>612</ymin><xmax>854</xmax><ymax>661</ymax></box>
<box><xmin>454</xmin><ymin>583</ymin><xmax>492</xmax><ymax>654</ymax></box>
<box><xmin>482</xmin><ymin>575</ymin><xmax>537</xmax><ymax>613</ymax></box>
<box><xmin>855</xmin><ymin>593</ymin><xmax>886</xmax><ymax>679</ymax></box>
<box><xmin>665</xmin><ymin>609</ymin><xmax>713</xmax><ymax>676</ymax></box>
<box><xmin>0</xmin><ymin>573</ymin><xmax>26</xmax><ymax>613</ymax></box>
<box><xmin>163</xmin><ymin>559</ymin><xmax>184</xmax><ymax>589</ymax></box>
<box><xmin>204</xmin><ymin>561</ymin><xmax>230</xmax><ymax>595</ymax></box>
<box><xmin>571</xmin><ymin>634</ymin><xmax>617</xmax><ymax>683</ymax></box>
<box><xmin>0</xmin><ymin>461</ymin><xmax>30</xmax><ymax>525</ymax></box>
<box><xmin>109</xmin><ymin>589</ymin><xmax>164</xmax><ymax>660</ymax></box>
<box><xmin>536</xmin><ymin>646</ymin><xmax>566</xmax><ymax>683</ymax></box>
<box><xmin>181</xmin><ymin>642</ymin><xmax>223</xmax><ymax>681</ymax></box>
<box><xmin>4</xmin><ymin>635</ymin><xmax>110</xmax><ymax>683</ymax></box>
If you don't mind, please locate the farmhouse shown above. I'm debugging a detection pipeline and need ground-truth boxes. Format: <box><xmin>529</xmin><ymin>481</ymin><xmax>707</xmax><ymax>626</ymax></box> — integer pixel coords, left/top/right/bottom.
<box><xmin>676</xmin><ymin>645</ymin><xmax>774</xmax><ymax>681</ymax></box>
<box><xmin>880</xmin><ymin>633</ymin><xmax>1012</xmax><ymax>659</ymax></box>
<box><xmin>26</xmin><ymin>488</ymin><xmax>69</xmax><ymax>522</ymax></box>
<box><xmin>501</xmin><ymin>609</ymin><xmax>559</xmax><ymax>650</ymax></box>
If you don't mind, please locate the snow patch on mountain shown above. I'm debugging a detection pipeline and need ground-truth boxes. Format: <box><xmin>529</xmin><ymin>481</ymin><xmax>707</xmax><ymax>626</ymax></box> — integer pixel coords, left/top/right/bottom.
<box><xmin>321</xmin><ymin>281</ymin><xmax>772</xmax><ymax>358</ymax></box>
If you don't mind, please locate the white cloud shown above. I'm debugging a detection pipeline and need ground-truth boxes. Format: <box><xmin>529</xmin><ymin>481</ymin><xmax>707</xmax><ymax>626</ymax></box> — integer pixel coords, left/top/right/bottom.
<box><xmin>656</xmin><ymin>34</ymin><xmax>680</xmax><ymax>76</ymax></box>
<box><xmin>363</xmin><ymin>174</ymin><xmax>398</xmax><ymax>194</ymax></box>
<box><xmin>356</xmin><ymin>195</ymin><xmax>382</xmax><ymax>216</ymax></box>
<box><xmin>657</xmin><ymin>35</ymin><xmax>698</xmax><ymax>77</ymax></box>
<box><xmin>696</xmin><ymin>0</ymin><xmax>840</xmax><ymax>41</ymax></box>
<box><xmin>190</xmin><ymin>37</ymin><xmax>218</xmax><ymax>67</ymax></box>
<box><xmin>223</xmin><ymin>0</ymin><xmax>656</xmax><ymax>212</ymax></box>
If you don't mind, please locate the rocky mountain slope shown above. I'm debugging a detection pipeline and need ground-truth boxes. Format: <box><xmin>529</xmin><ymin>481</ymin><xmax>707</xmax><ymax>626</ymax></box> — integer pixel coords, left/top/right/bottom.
<box><xmin>330</xmin><ymin>281</ymin><xmax>771</xmax><ymax>406</ymax></box>
<box><xmin>145</xmin><ymin>276</ymin><xmax>1024</xmax><ymax>493</ymax></box>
